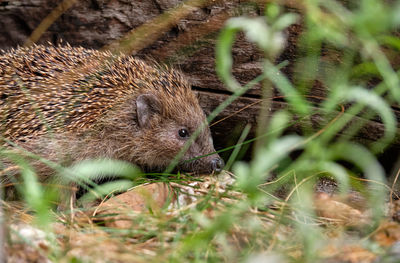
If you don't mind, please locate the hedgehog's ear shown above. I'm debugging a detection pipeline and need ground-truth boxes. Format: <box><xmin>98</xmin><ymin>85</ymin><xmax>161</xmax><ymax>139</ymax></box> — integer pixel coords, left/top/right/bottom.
<box><xmin>136</xmin><ymin>94</ymin><xmax>161</xmax><ymax>128</ymax></box>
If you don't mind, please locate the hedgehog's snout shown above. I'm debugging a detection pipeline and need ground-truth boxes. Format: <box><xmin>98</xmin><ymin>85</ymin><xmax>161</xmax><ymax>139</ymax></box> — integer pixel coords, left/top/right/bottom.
<box><xmin>211</xmin><ymin>157</ymin><xmax>224</xmax><ymax>173</ymax></box>
<box><xmin>180</xmin><ymin>154</ymin><xmax>224</xmax><ymax>174</ymax></box>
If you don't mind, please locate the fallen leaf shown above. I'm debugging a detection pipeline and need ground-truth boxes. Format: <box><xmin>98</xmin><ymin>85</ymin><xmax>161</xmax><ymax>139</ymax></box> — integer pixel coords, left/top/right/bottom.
<box><xmin>95</xmin><ymin>183</ymin><xmax>175</xmax><ymax>228</ymax></box>
<box><xmin>374</xmin><ymin>221</ymin><xmax>400</xmax><ymax>247</ymax></box>
<box><xmin>314</xmin><ymin>192</ymin><xmax>370</xmax><ymax>226</ymax></box>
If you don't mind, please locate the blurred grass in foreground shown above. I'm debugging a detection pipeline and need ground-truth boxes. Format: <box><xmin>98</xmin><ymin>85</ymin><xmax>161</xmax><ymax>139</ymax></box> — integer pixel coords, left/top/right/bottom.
<box><xmin>3</xmin><ymin>0</ymin><xmax>400</xmax><ymax>262</ymax></box>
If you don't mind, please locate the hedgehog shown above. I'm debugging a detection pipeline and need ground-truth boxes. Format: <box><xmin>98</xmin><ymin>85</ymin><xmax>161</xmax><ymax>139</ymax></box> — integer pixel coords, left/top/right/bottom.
<box><xmin>0</xmin><ymin>44</ymin><xmax>224</xmax><ymax>184</ymax></box>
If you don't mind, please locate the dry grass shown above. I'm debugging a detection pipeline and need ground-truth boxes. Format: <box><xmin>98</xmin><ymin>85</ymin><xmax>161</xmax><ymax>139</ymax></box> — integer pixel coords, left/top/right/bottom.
<box><xmin>3</xmin><ymin>171</ymin><xmax>400</xmax><ymax>263</ymax></box>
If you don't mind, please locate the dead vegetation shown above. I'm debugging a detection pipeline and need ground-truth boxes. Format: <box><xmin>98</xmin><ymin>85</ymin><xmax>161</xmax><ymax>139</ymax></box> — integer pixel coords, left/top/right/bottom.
<box><xmin>3</xmin><ymin>171</ymin><xmax>400</xmax><ymax>263</ymax></box>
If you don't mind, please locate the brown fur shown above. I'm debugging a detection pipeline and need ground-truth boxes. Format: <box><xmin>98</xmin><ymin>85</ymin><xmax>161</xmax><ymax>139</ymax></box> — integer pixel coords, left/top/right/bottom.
<box><xmin>0</xmin><ymin>45</ymin><xmax>222</xmax><ymax>182</ymax></box>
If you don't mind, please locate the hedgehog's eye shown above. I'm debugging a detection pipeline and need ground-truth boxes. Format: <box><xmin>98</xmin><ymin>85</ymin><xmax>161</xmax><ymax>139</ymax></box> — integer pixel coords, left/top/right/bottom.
<box><xmin>178</xmin><ymin>128</ymin><xmax>189</xmax><ymax>138</ymax></box>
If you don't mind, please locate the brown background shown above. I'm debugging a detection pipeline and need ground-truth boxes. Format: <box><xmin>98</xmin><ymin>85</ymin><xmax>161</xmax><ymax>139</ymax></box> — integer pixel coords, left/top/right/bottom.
<box><xmin>1</xmin><ymin>0</ymin><xmax>399</xmax><ymax>171</ymax></box>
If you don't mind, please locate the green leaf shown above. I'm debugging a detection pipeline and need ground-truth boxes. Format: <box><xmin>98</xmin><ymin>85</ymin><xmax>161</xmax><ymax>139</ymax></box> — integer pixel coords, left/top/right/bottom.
<box><xmin>216</xmin><ymin>15</ymin><xmax>297</xmax><ymax>92</ymax></box>
<box><xmin>251</xmin><ymin>135</ymin><xmax>303</xmax><ymax>180</ymax></box>
<box><xmin>79</xmin><ymin>180</ymin><xmax>135</xmax><ymax>203</ymax></box>
<box><xmin>61</xmin><ymin>159</ymin><xmax>142</xmax><ymax>185</ymax></box>
<box><xmin>331</xmin><ymin>142</ymin><xmax>387</xmax><ymax>223</ymax></box>
<box><xmin>345</xmin><ymin>87</ymin><xmax>396</xmax><ymax>152</ymax></box>
<box><xmin>263</xmin><ymin>60</ymin><xmax>310</xmax><ymax>115</ymax></box>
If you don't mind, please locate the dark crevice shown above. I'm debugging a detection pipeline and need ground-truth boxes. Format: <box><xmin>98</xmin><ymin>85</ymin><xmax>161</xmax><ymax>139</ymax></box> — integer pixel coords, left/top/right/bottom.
<box><xmin>192</xmin><ymin>85</ymin><xmax>288</xmax><ymax>102</ymax></box>
<box><xmin>11</xmin><ymin>14</ymin><xmax>32</xmax><ymax>36</ymax></box>
<box><xmin>90</xmin><ymin>0</ymin><xmax>101</xmax><ymax>10</ymax></box>
<box><xmin>193</xmin><ymin>86</ymin><xmax>400</xmax><ymax>119</ymax></box>
<box><xmin>192</xmin><ymin>85</ymin><xmax>259</xmax><ymax>99</ymax></box>
<box><xmin>152</xmin><ymin>0</ymin><xmax>163</xmax><ymax>13</ymax></box>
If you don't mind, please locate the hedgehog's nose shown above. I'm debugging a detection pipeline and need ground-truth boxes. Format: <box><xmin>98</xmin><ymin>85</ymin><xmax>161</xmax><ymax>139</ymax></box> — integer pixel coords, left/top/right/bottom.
<box><xmin>211</xmin><ymin>157</ymin><xmax>224</xmax><ymax>173</ymax></box>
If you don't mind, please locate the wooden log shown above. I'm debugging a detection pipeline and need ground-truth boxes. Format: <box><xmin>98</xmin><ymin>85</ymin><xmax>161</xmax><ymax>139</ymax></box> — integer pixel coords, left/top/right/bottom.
<box><xmin>1</xmin><ymin>0</ymin><xmax>400</xmax><ymax>153</ymax></box>
<box><xmin>196</xmin><ymin>91</ymin><xmax>400</xmax><ymax>151</ymax></box>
